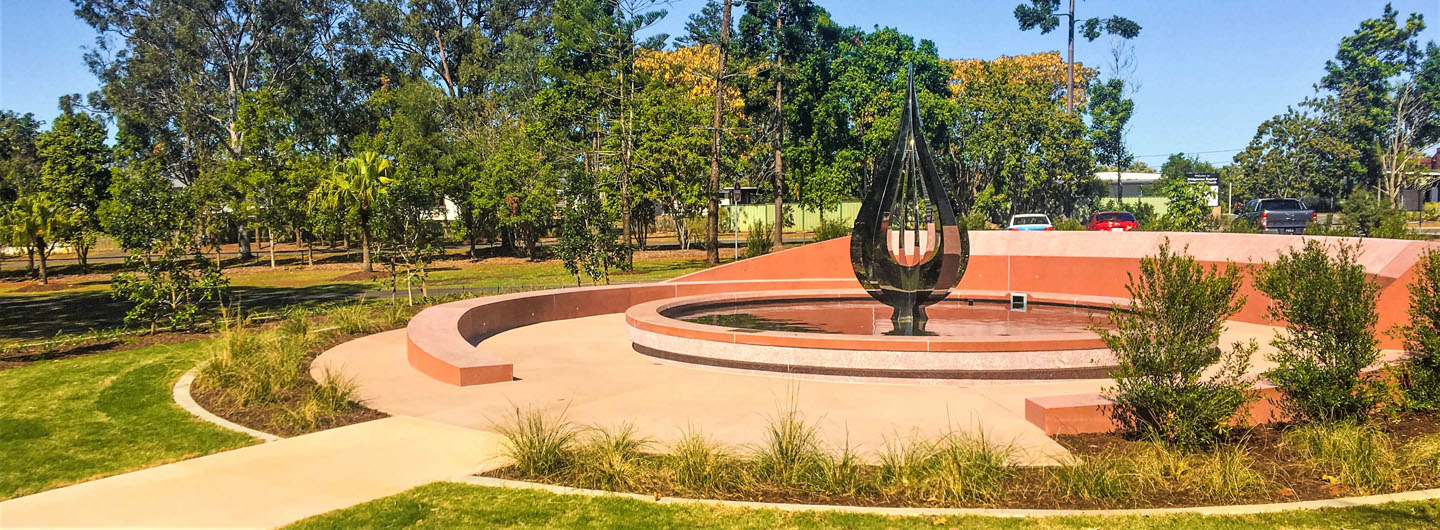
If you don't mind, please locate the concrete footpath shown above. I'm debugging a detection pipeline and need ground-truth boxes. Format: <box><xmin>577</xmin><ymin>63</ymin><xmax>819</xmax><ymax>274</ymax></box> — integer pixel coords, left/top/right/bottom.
<box><xmin>0</xmin><ymin>417</ymin><xmax>505</xmax><ymax>529</ymax></box>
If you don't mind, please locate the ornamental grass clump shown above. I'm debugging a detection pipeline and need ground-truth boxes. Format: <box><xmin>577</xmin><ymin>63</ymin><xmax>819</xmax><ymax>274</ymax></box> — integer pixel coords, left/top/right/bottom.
<box><xmin>875</xmin><ymin>435</ymin><xmax>938</xmax><ymax>500</ymax></box>
<box><xmin>813</xmin><ymin>438</ymin><xmax>864</xmax><ymax>497</ymax></box>
<box><xmin>496</xmin><ymin>407</ymin><xmax>580</xmax><ymax>477</ymax></box>
<box><xmin>327</xmin><ymin>302</ymin><xmax>379</xmax><ymax>335</ymax></box>
<box><xmin>1257</xmin><ymin>240</ymin><xmax>1386</xmax><ymax>424</ymax></box>
<box><xmin>752</xmin><ymin>404</ymin><xmax>824</xmax><ymax>488</ymax></box>
<box><xmin>277</xmin><ymin>367</ymin><xmax>361</xmax><ymax>431</ymax></box>
<box><xmin>1095</xmin><ymin>240</ymin><xmax>1257</xmax><ymax>450</ymax></box>
<box><xmin>667</xmin><ymin>429</ymin><xmax>744</xmax><ymax>494</ymax></box>
<box><xmin>1194</xmin><ymin>446</ymin><xmax>1267</xmax><ymax>500</ymax></box>
<box><xmin>1398</xmin><ymin>249</ymin><xmax>1440</xmax><ymax>410</ymax></box>
<box><xmin>574</xmin><ymin>423</ymin><xmax>651</xmax><ymax>491</ymax></box>
<box><xmin>1283</xmin><ymin>422</ymin><xmax>1398</xmax><ymax>494</ymax></box>
<box><xmin>924</xmin><ymin>432</ymin><xmax>1015</xmax><ymax>504</ymax></box>
<box><xmin>1051</xmin><ymin>453</ymin><xmax>1132</xmax><ymax>502</ymax></box>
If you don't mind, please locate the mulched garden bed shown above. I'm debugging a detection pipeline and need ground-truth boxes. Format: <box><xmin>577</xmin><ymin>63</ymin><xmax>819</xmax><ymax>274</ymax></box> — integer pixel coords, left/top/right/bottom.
<box><xmin>480</xmin><ymin>412</ymin><xmax>1440</xmax><ymax>510</ymax></box>
<box><xmin>11</xmin><ymin>281</ymin><xmax>72</xmax><ymax>293</ymax></box>
<box><xmin>189</xmin><ymin>326</ymin><xmax>390</xmax><ymax>438</ymax></box>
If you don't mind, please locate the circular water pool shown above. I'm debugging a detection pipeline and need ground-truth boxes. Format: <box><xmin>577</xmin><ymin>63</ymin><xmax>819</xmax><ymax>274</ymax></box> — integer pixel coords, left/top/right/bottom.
<box><xmin>625</xmin><ymin>291</ymin><xmax>1124</xmax><ymax>381</ymax></box>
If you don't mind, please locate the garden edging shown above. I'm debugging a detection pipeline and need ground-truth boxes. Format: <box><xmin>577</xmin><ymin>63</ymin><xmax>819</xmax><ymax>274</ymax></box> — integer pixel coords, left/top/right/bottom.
<box><xmin>457</xmin><ymin>475</ymin><xmax>1440</xmax><ymax>518</ymax></box>
<box><xmin>172</xmin><ymin>366</ymin><xmax>282</xmax><ymax>442</ymax></box>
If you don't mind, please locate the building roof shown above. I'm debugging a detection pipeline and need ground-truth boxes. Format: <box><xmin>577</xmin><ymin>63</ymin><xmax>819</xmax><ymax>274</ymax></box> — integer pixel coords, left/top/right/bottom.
<box><xmin>1094</xmin><ymin>171</ymin><xmax>1163</xmax><ymax>184</ymax></box>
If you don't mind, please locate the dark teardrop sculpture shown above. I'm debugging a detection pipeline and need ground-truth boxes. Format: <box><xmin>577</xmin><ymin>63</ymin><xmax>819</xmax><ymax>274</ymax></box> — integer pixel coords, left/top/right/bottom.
<box><xmin>850</xmin><ymin>66</ymin><xmax>970</xmax><ymax>336</ymax></box>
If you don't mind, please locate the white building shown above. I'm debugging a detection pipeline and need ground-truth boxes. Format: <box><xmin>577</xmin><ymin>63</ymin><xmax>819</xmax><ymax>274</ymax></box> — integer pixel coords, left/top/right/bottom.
<box><xmin>1094</xmin><ymin>171</ymin><xmax>1163</xmax><ymax>199</ymax></box>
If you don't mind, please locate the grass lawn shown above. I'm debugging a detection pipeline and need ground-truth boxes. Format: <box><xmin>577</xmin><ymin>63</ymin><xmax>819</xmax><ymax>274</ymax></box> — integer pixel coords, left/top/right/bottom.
<box><xmin>0</xmin><ymin>339</ymin><xmax>255</xmax><ymax>499</ymax></box>
<box><xmin>288</xmin><ymin>483</ymin><xmax>1440</xmax><ymax>529</ymax></box>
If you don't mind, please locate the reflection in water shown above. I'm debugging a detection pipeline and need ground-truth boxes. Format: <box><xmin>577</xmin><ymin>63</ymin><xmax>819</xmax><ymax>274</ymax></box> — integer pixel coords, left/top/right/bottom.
<box><xmin>676</xmin><ymin>299</ymin><xmax>1110</xmax><ymax>337</ymax></box>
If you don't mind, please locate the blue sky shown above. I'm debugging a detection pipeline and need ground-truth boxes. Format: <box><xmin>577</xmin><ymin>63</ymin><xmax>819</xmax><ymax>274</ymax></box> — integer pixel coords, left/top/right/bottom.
<box><xmin>3</xmin><ymin>0</ymin><xmax>1438</xmax><ymax>166</ymax></box>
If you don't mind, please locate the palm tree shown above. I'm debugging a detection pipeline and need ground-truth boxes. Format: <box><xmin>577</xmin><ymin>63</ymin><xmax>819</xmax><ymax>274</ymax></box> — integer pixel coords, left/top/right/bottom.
<box><xmin>2</xmin><ymin>195</ymin><xmax>75</xmax><ymax>284</ymax></box>
<box><xmin>310</xmin><ymin>151</ymin><xmax>392</xmax><ymax>272</ymax></box>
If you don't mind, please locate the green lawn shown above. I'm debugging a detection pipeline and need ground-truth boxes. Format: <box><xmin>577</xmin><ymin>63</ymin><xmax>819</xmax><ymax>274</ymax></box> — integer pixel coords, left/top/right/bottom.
<box><xmin>289</xmin><ymin>483</ymin><xmax>1440</xmax><ymax>530</ymax></box>
<box><xmin>0</xmin><ymin>339</ymin><xmax>254</xmax><ymax>499</ymax></box>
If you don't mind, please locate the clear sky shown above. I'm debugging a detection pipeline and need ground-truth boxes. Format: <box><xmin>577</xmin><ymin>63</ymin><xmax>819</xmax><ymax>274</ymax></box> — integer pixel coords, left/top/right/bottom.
<box><xmin>3</xmin><ymin>0</ymin><xmax>1439</xmax><ymax>166</ymax></box>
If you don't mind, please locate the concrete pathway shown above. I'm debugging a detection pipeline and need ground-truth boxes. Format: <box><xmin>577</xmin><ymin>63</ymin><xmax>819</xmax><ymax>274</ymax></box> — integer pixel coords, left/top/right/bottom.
<box><xmin>0</xmin><ymin>417</ymin><xmax>505</xmax><ymax>529</ymax></box>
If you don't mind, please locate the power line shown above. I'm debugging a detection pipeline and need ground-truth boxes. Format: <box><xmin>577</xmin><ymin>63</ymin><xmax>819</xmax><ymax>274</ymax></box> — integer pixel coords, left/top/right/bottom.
<box><xmin>1132</xmin><ymin>148</ymin><xmax>1244</xmax><ymax>159</ymax></box>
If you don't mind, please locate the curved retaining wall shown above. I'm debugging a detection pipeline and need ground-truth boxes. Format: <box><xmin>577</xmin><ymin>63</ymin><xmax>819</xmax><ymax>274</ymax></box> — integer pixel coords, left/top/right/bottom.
<box><xmin>406</xmin><ymin>232</ymin><xmax>1433</xmax><ymax>434</ymax></box>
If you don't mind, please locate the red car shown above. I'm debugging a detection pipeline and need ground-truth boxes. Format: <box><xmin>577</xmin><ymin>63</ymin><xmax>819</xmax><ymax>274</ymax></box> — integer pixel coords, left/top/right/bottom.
<box><xmin>1086</xmin><ymin>211</ymin><xmax>1139</xmax><ymax>232</ymax></box>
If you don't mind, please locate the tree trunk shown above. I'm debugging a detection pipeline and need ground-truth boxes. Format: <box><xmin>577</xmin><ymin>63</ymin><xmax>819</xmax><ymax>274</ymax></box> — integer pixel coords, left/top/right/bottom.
<box><xmin>360</xmin><ymin>226</ymin><xmax>373</xmax><ymax>272</ymax></box>
<box><xmin>26</xmin><ymin>246</ymin><xmax>35</xmax><ymax>277</ymax></box>
<box><xmin>268</xmin><ymin>228</ymin><xmax>277</xmax><ymax>268</ymax></box>
<box><xmin>238</xmin><ymin>225</ymin><xmax>253</xmax><ymax>261</ymax></box>
<box><xmin>772</xmin><ymin>1</ymin><xmax>786</xmax><ymax>249</ymax></box>
<box><xmin>36</xmin><ymin>238</ymin><xmax>48</xmax><ymax>285</ymax></box>
<box><xmin>77</xmin><ymin>238</ymin><xmax>89</xmax><ymax>272</ymax></box>
<box><xmin>706</xmin><ymin>0</ymin><xmax>734</xmax><ymax>266</ymax></box>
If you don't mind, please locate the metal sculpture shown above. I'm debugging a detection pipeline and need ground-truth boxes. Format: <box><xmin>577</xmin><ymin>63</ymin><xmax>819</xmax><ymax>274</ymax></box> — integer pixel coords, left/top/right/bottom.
<box><xmin>849</xmin><ymin>65</ymin><xmax>969</xmax><ymax>335</ymax></box>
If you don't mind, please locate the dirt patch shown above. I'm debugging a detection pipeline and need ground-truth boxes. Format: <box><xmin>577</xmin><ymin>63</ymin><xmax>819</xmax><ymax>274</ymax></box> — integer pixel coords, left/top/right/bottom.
<box><xmin>12</xmin><ymin>282</ymin><xmax>71</xmax><ymax>293</ymax></box>
<box><xmin>331</xmin><ymin>270</ymin><xmax>387</xmax><ymax>282</ymax></box>
<box><xmin>483</xmin><ymin>412</ymin><xmax>1440</xmax><ymax>510</ymax></box>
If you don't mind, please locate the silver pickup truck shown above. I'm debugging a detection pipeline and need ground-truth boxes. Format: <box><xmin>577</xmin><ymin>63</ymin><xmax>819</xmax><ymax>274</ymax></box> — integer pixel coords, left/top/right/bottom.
<box><xmin>1238</xmin><ymin>198</ymin><xmax>1316</xmax><ymax>234</ymax></box>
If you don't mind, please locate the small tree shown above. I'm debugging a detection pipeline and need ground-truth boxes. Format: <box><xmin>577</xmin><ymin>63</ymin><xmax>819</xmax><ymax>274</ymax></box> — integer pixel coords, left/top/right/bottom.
<box><xmin>1399</xmin><ymin>249</ymin><xmax>1440</xmax><ymax>409</ymax></box>
<box><xmin>1096</xmin><ymin>241</ymin><xmax>1256</xmax><ymax>449</ymax></box>
<box><xmin>110</xmin><ymin>247</ymin><xmax>230</xmax><ymax>333</ymax></box>
<box><xmin>1158</xmin><ymin>179</ymin><xmax>1212</xmax><ymax>232</ymax></box>
<box><xmin>2</xmin><ymin>195</ymin><xmax>75</xmax><ymax>284</ymax></box>
<box><xmin>310</xmin><ymin>152</ymin><xmax>392</xmax><ymax>272</ymax></box>
<box><xmin>1257</xmin><ymin>240</ymin><xmax>1386</xmax><ymax>423</ymax></box>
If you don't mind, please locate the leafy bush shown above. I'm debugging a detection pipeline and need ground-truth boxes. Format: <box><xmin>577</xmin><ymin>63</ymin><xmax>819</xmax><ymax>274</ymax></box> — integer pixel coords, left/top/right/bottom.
<box><xmin>1399</xmin><ymin>249</ymin><xmax>1440</xmax><ymax>410</ymax></box>
<box><xmin>1096</xmin><ymin>241</ymin><xmax>1257</xmax><ymax>449</ymax></box>
<box><xmin>1283</xmin><ymin>422</ymin><xmax>1397</xmax><ymax>494</ymax></box>
<box><xmin>812</xmin><ymin>216</ymin><xmax>850</xmax><ymax>242</ymax></box>
<box><xmin>1305</xmin><ymin>218</ymin><xmax>1353</xmax><ymax>236</ymax></box>
<box><xmin>110</xmin><ymin>248</ymin><xmax>230</xmax><ymax>333</ymax></box>
<box><xmin>1340</xmin><ymin>191</ymin><xmax>1412</xmax><ymax>238</ymax></box>
<box><xmin>1053</xmin><ymin>217</ymin><xmax>1086</xmax><ymax>231</ymax></box>
<box><xmin>742</xmin><ymin>221</ymin><xmax>775</xmax><ymax>259</ymax></box>
<box><xmin>1257</xmin><ymin>240</ymin><xmax>1386</xmax><ymax>424</ymax></box>
<box><xmin>1424</xmin><ymin>202</ymin><xmax>1440</xmax><ymax>222</ymax></box>
<box><xmin>1159</xmin><ymin>179</ymin><xmax>1215</xmax><ymax>232</ymax></box>
<box><xmin>1222</xmin><ymin>217</ymin><xmax>1260</xmax><ymax>233</ymax></box>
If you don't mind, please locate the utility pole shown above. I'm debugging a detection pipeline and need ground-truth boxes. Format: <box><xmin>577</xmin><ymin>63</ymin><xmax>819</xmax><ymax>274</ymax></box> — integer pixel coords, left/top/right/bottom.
<box><xmin>705</xmin><ymin>0</ymin><xmax>734</xmax><ymax>266</ymax></box>
<box><xmin>1065</xmin><ymin>0</ymin><xmax>1076</xmax><ymax>113</ymax></box>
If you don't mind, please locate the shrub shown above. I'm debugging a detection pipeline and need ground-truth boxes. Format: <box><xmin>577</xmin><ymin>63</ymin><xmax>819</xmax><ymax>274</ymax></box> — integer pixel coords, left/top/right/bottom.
<box><xmin>1399</xmin><ymin>249</ymin><xmax>1440</xmax><ymax>410</ymax></box>
<box><xmin>496</xmin><ymin>407</ymin><xmax>580</xmax><ymax>477</ymax></box>
<box><xmin>1424</xmin><ymin>202</ymin><xmax>1440</xmax><ymax>222</ymax></box>
<box><xmin>1096</xmin><ymin>241</ymin><xmax>1257</xmax><ymax>449</ymax></box>
<box><xmin>1194</xmin><ymin>446</ymin><xmax>1266</xmax><ymax>500</ymax></box>
<box><xmin>1257</xmin><ymin>240</ymin><xmax>1386</xmax><ymax>424</ymax></box>
<box><xmin>1283</xmin><ymin>422</ymin><xmax>1398</xmax><ymax>494</ymax></box>
<box><xmin>812</xmin><ymin>216</ymin><xmax>850</xmax><ymax>242</ymax></box>
<box><xmin>1341</xmin><ymin>191</ymin><xmax>1402</xmax><ymax>237</ymax></box>
<box><xmin>1053</xmin><ymin>217</ymin><xmax>1086</xmax><ymax>231</ymax></box>
<box><xmin>742</xmin><ymin>221</ymin><xmax>775</xmax><ymax>259</ymax></box>
<box><xmin>110</xmin><ymin>248</ymin><xmax>230</xmax><ymax>333</ymax></box>
<box><xmin>1160</xmin><ymin>179</ymin><xmax>1214</xmax><ymax>232</ymax></box>
<box><xmin>1222</xmin><ymin>217</ymin><xmax>1260</xmax><ymax>234</ymax></box>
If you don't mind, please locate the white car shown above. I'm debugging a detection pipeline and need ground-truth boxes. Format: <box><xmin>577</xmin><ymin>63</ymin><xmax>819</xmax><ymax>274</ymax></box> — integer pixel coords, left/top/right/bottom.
<box><xmin>1007</xmin><ymin>214</ymin><xmax>1054</xmax><ymax>231</ymax></box>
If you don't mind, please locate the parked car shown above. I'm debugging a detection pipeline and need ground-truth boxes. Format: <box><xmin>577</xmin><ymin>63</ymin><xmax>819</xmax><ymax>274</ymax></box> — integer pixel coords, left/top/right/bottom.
<box><xmin>1238</xmin><ymin>198</ymin><xmax>1316</xmax><ymax>234</ymax></box>
<box><xmin>1007</xmin><ymin>214</ymin><xmax>1054</xmax><ymax>231</ymax></box>
<box><xmin>1086</xmin><ymin>211</ymin><xmax>1139</xmax><ymax>232</ymax></box>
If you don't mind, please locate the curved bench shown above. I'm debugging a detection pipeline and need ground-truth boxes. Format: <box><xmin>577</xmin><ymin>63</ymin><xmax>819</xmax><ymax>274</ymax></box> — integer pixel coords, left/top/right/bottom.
<box><xmin>406</xmin><ymin>279</ymin><xmax>858</xmax><ymax>385</ymax></box>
